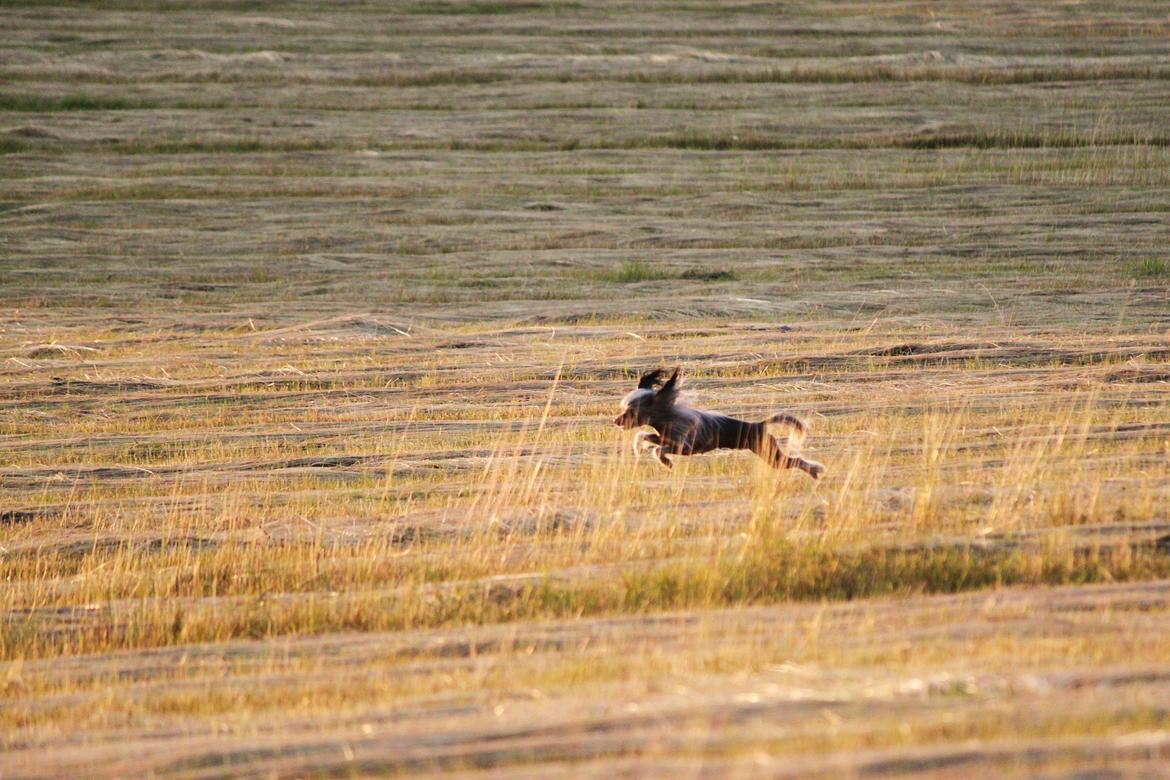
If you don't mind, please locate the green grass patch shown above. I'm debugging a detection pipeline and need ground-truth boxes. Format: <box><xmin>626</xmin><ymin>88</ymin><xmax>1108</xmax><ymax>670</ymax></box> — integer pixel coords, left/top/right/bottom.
<box><xmin>351</xmin><ymin>69</ymin><xmax>513</xmax><ymax>88</ymax></box>
<box><xmin>6</xmin><ymin>539</ymin><xmax>1167</xmax><ymax>661</ymax></box>
<box><xmin>679</xmin><ymin>267</ymin><xmax>737</xmax><ymax>282</ymax></box>
<box><xmin>625</xmin><ymin>129</ymin><xmax>1170</xmax><ymax>153</ymax></box>
<box><xmin>599</xmin><ymin>261</ymin><xmax>672</xmax><ymax>283</ymax></box>
<box><xmin>597</xmin><ymin>263</ymin><xmax>738</xmax><ymax>283</ymax></box>
<box><xmin>616</xmin><ymin>63</ymin><xmax>1170</xmax><ymax>86</ymax></box>
<box><xmin>0</xmin><ymin>93</ymin><xmax>149</xmax><ymax>112</ymax></box>
<box><xmin>2</xmin><ymin>0</ymin><xmax>281</xmax><ymax>8</ymax></box>
<box><xmin>517</xmin><ymin>540</ymin><xmax>1170</xmax><ymax>626</ymax></box>
<box><xmin>1132</xmin><ymin>257</ymin><xmax>1169</xmax><ymax>278</ymax></box>
<box><xmin>0</xmin><ymin>132</ymin><xmax>338</xmax><ymax>156</ymax></box>
<box><xmin>404</xmin><ymin>1</ymin><xmax>581</xmax><ymax>13</ymax></box>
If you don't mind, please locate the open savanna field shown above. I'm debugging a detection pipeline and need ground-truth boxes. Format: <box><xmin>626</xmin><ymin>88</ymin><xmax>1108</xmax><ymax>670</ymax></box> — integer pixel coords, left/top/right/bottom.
<box><xmin>3</xmin><ymin>0</ymin><xmax>1170</xmax><ymax>777</ymax></box>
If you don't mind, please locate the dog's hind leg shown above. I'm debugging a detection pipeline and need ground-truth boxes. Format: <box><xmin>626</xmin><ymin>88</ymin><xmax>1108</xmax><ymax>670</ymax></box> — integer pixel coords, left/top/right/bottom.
<box><xmin>759</xmin><ymin>434</ymin><xmax>824</xmax><ymax>479</ymax></box>
<box><xmin>790</xmin><ymin>456</ymin><xmax>824</xmax><ymax>480</ymax></box>
<box><xmin>764</xmin><ymin>413</ymin><xmax>808</xmax><ymax>454</ymax></box>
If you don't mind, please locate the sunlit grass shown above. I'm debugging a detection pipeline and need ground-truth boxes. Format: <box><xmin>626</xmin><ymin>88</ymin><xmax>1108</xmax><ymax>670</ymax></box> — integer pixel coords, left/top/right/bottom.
<box><xmin>4</xmin><ymin>0</ymin><xmax>1170</xmax><ymax>773</ymax></box>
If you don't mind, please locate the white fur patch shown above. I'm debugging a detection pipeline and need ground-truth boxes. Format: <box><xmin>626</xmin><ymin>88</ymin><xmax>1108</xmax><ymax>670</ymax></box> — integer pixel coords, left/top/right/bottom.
<box><xmin>620</xmin><ymin>388</ymin><xmax>653</xmax><ymax>410</ymax></box>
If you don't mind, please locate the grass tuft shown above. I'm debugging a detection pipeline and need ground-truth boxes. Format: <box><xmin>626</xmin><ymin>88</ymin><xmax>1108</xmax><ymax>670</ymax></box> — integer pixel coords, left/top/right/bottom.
<box><xmin>598</xmin><ymin>261</ymin><xmax>672</xmax><ymax>283</ymax></box>
<box><xmin>1132</xmin><ymin>257</ymin><xmax>1169</xmax><ymax>277</ymax></box>
<box><xmin>597</xmin><ymin>264</ymin><xmax>739</xmax><ymax>283</ymax></box>
<box><xmin>678</xmin><ymin>267</ymin><xmax>737</xmax><ymax>282</ymax></box>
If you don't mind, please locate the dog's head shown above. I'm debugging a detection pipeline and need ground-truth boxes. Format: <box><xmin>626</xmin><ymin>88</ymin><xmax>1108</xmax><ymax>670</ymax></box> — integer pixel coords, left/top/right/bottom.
<box><xmin>613</xmin><ymin>368</ymin><xmax>680</xmax><ymax>428</ymax></box>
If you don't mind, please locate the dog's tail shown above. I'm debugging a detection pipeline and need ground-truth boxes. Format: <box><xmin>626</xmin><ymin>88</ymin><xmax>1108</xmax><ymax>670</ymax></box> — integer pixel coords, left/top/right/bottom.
<box><xmin>763</xmin><ymin>412</ymin><xmax>809</xmax><ymax>453</ymax></box>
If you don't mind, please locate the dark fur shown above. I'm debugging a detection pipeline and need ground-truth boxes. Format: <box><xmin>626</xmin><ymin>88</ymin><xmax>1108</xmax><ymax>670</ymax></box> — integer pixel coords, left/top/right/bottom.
<box><xmin>613</xmin><ymin>368</ymin><xmax>824</xmax><ymax>479</ymax></box>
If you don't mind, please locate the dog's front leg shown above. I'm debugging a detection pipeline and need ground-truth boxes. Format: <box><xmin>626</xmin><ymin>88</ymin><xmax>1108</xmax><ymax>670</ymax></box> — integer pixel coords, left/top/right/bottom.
<box><xmin>653</xmin><ymin>446</ymin><xmax>673</xmax><ymax>470</ymax></box>
<box><xmin>633</xmin><ymin>431</ymin><xmax>661</xmax><ymax>458</ymax></box>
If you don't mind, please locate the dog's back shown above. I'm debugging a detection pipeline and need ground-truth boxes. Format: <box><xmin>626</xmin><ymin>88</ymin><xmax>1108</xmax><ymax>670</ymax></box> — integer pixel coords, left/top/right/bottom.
<box><xmin>703</xmin><ymin>412</ymin><xmax>763</xmax><ymax>453</ymax></box>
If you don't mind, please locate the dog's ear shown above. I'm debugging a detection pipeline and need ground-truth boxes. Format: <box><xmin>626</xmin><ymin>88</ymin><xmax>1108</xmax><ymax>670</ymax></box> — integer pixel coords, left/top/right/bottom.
<box><xmin>637</xmin><ymin>369</ymin><xmax>666</xmax><ymax>389</ymax></box>
<box><xmin>655</xmin><ymin>367</ymin><xmax>681</xmax><ymax>404</ymax></box>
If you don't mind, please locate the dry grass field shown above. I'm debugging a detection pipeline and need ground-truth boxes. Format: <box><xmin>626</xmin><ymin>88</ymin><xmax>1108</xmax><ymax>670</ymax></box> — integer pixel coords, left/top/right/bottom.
<box><xmin>3</xmin><ymin>1</ymin><xmax>1170</xmax><ymax>777</ymax></box>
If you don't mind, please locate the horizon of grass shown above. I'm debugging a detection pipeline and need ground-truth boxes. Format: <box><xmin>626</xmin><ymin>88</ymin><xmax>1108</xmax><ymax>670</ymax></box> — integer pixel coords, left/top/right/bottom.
<box><xmin>6</xmin><ymin>62</ymin><xmax>1169</xmax><ymax>89</ymax></box>
<box><xmin>10</xmin><ymin>131</ymin><xmax>1169</xmax><ymax>157</ymax></box>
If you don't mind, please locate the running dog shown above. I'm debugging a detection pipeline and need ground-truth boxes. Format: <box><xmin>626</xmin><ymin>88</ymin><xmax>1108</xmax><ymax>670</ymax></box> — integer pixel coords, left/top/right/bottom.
<box><xmin>612</xmin><ymin>368</ymin><xmax>824</xmax><ymax>479</ymax></box>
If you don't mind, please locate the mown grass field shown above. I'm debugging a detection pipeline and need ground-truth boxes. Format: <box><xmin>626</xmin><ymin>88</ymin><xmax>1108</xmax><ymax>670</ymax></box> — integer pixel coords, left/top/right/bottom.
<box><xmin>3</xmin><ymin>1</ymin><xmax>1170</xmax><ymax>777</ymax></box>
